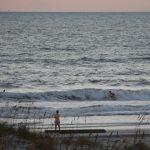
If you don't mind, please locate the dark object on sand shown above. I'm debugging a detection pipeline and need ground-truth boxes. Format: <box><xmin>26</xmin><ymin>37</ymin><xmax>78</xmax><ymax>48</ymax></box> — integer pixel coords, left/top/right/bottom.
<box><xmin>45</xmin><ymin>129</ymin><xmax>106</xmax><ymax>134</ymax></box>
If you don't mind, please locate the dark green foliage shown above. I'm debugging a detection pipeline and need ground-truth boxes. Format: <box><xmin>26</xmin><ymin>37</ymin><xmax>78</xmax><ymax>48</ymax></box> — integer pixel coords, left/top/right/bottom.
<box><xmin>0</xmin><ymin>123</ymin><xmax>16</xmax><ymax>136</ymax></box>
<box><xmin>62</xmin><ymin>136</ymin><xmax>74</xmax><ymax>150</ymax></box>
<box><xmin>127</xmin><ymin>141</ymin><xmax>150</xmax><ymax>150</ymax></box>
<box><xmin>0</xmin><ymin>122</ymin><xmax>150</xmax><ymax>150</ymax></box>
<box><xmin>74</xmin><ymin>137</ymin><xmax>96</xmax><ymax>150</ymax></box>
<box><xmin>17</xmin><ymin>127</ymin><xmax>37</xmax><ymax>142</ymax></box>
<box><xmin>32</xmin><ymin>138</ymin><xmax>55</xmax><ymax>150</ymax></box>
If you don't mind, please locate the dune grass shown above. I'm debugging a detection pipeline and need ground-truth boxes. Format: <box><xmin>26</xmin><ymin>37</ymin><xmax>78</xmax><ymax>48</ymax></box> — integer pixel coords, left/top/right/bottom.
<box><xmin>0</xmin><ymin>122</ymin><xmax>150</xmax><ymax>150</ymax></box>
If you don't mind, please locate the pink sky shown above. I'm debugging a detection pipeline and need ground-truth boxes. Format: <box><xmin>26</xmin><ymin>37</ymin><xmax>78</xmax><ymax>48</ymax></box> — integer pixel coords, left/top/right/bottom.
<box><xmin>0</xmin><ymin>0</ymin><xmax>150</xmax><ymax>12</ymax></box>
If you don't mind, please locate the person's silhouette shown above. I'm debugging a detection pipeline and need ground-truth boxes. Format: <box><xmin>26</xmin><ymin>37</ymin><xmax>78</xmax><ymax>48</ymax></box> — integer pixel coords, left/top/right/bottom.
<box><xmin>109</xmin><ymin>91</ymin><xmax>116</xmax><ymax>100</ymax></box>
<box><xmin>52</xmin><ymin>110</ymin><xmax>60</xmax><ymax>131</ymax></box>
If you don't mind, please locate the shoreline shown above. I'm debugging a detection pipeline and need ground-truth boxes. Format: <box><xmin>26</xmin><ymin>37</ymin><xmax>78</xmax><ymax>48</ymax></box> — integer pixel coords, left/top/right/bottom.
<box><xmin>0</xmin><ymin>114</ymin><xmax>150</xmax><ymax>131</ymax></box>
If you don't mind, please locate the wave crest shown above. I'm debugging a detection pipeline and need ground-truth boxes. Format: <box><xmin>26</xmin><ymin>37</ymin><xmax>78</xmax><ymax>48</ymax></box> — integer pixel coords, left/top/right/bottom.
<box><xmin>0</xmin><ymin>88</ymin><xmax>150</xmax><ymax>101</ymax></box>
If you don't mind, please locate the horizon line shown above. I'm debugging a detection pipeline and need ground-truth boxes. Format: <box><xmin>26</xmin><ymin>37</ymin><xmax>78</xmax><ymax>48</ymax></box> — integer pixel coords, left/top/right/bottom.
<box><xmin>0</xmin><ymin>11</ymin><xmax>150</xmax><ymax>13</ymax></box>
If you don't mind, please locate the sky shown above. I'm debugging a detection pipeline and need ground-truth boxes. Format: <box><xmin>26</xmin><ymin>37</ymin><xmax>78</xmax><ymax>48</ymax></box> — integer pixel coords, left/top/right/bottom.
<box><xmin>0</xmin><ymin>0</ymin><xmax>150</xmax><ymax>12</ymax></box>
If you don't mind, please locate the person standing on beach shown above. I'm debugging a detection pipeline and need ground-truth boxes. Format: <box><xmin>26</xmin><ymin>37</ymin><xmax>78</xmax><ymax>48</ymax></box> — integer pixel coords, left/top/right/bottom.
<box><xmin>52</xmin><ymin>110</ymin><xmax>60</xmax><ymax>131</ymax></box>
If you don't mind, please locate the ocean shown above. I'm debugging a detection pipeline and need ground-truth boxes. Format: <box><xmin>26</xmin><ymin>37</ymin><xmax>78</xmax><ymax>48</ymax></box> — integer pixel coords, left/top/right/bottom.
<box><xmin>0</xmin><ymin>12</ymin><xmax>150</xmax><ymax>130</ymax></box>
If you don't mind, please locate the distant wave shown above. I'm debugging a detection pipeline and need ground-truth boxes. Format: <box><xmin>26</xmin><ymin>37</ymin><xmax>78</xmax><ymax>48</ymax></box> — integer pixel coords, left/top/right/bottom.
<box><xmin>79</xmin><ymin>57</ymin><xmax>125</xmax><ymax>63</ymax></box>
<box><xmin>129</xmin><ymin>57</ymin><xmax>150</xmax><ymax>61</ymax></box>
<box><xmin>1</xmin><ymin>56</ymin><xmax>149</xmax><ymax>66</ymax></box>
<box><xmin>0</xmin><ymin>88</ymin><xmax>150</xmax><ymax>101</ymax></box>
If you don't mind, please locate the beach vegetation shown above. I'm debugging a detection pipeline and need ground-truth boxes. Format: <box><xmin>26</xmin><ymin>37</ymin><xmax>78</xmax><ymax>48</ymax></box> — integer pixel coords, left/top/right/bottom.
<box><xmin>0</xmin><ymin>122</ymin><xmax>150</xmax><ymax>150</ymax></box>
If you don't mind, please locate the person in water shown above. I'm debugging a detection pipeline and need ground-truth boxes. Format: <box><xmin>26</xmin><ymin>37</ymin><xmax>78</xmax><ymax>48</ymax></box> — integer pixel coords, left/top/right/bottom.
<box><xmin>109</xmin><ymin>91</ymin><xmax>116</xmax><ymax>100</ymax></box>
<box><xmin>52</xmin><ymin>110</ymin><xmax>60</xmax><ymax>131</ymax></box>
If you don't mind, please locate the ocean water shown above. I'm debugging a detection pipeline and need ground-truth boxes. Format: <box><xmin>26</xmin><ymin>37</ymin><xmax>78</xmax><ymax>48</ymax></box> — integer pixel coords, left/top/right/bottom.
<box><xmin>0</xmin><ymin>12</ymin><xmax>150</xmax><ymax>129</ymax></box>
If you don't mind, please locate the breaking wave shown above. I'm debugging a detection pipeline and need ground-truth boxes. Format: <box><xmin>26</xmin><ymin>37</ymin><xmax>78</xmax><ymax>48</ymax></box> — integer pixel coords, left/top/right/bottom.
<box><xmin>0</xmin><ymin>88</ymin><xmax>150</xmax><ymax>101</ymax></box>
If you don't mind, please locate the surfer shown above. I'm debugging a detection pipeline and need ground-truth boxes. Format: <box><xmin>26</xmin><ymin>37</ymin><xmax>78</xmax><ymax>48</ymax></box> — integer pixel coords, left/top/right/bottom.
<box><xmin>52</xmin><ymin>110</ymin><xmax>60</xmax><ymax>131</ymax></box>
<box><xmin>109</xmin><ymin>91</ymin><xmax>116</xmax><ymax>100</ymax></box>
